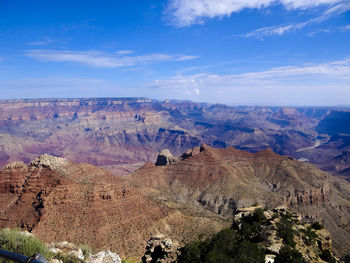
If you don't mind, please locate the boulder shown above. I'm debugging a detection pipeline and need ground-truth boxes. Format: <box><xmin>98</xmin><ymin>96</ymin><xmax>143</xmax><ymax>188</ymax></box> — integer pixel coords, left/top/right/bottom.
<box><xmin>155</xmin><ymin>149</ymin><xmax>177</xmax><ymax>166</ymax></box>
<box><xmin>142</xmin><ymin>235</ymin><xmax>180</xmax><ymax>263</ymax></box>
<box><xmin>86</xmin><ymin>250</ymin><xmax>121</xmax><ymax>263</ymax></box>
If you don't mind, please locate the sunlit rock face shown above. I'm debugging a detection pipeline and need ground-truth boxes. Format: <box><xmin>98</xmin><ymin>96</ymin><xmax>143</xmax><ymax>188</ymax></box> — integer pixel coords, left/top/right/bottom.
<box><xmin>0</xmin><ymin>98</ymin><xmax>349</xmax><ymax>179</ymax></box>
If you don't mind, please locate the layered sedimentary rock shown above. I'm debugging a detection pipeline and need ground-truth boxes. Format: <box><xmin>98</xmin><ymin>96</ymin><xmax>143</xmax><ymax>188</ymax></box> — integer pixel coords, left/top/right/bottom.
<box><xmin>0</xmin><ymin>154</ymin><xmax>227</xmax><ymax>258</ymax></box>
<box><xmin>1</xmin><ymin>97</ymin><xmax>349</xmax><ymax>179</ymax></box>
<box><xmin>130</xmin><ymin>145</ymin><xmax>350</xmax><ymax>256</ymax></box>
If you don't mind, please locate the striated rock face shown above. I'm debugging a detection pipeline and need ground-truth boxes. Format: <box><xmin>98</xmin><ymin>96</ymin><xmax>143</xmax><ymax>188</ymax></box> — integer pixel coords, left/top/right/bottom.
<box><xmin>0</xmin><ymin>154</ymin><xmax>227</xmax><ymax>258</ymax></box>
<box><xmin>1</xmin><ymin>97</ymin><xmax>348</xmax><ymax>180</ymax></box>
<box><xmin>1</xmin><ymin>145</ymin><xmax>350</xmax><ymax>258</ymax></box>
<box><xmin>130</xmin><ymin>144</ymin><xmax>350</xmax><ymax>256</ymax></box>
<box><xmin>155</xmin><ymin>149</ymin><xmax>177</xmax><ymax>166</ymax></box>
<box><xmin>142</xmin><ymin>235</ymin><xmax>179</xmax><ymax>263</ymax></box>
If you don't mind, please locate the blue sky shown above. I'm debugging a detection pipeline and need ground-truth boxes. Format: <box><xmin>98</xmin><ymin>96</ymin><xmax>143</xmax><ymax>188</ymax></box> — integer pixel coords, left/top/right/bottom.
<box><xmin>0</xmin><ymin>0</ymin><xmax>349</xmax><ymax>105</ymax></box>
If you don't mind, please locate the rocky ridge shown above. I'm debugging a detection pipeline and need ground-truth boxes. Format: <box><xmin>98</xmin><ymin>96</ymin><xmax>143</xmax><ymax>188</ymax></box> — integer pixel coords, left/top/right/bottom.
<box><xmin>131</xmin><ymin>145</ymin><xmax>350</xmax><ymax>256</ymax></box>
<box><xmin>1</xmin><ymin>145</ymin><xmax>350</xmax><ymax>258</ymax></box>
<box><xmin>141</xmin><ymin>207</ymin><xmax>339</xmax><ymax>263</ymax></box>
<box><xmin>0</xmin><ymin>154</ymin><xmax>227</xmax><ymax>258</ymax></box>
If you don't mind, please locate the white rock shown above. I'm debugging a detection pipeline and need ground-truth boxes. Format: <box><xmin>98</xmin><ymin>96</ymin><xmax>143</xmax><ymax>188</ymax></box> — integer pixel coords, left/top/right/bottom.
<box><xmin>265</xmin><ymin>254</ymin><xmax>276</xmax><ymax>263</ymax></box>
<box><xmin>86</xmin><ymin>250</ymin><xmax>121</xmax><ymax>263</ymax></box>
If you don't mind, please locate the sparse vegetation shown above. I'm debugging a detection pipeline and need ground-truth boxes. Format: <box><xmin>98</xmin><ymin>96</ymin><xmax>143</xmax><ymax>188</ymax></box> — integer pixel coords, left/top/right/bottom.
<box><xmin>300</xmin><ymin>226</ymin><xmax>318</xmax><ymax>246</ymax></box>
<box><xmin>0</xmin><ymin>228</ymin><xmax>52</xmax><ymax>263</ymax></box>
<box><xmin>277</xmin><ymin>213</ymin><xmax>296</xmax><ymax>248</ymax></box>
<box><xmin>274</xmin><ymin>246</ymin><xmax>306</xmax><ymax>263</ymax></box>
<box><xmin>178</xmin><ymin>208</ymin><xmax>266</xmax><ymax>263</ymax></box>
<box><xmin>54</xmin><ymin>253</ymin><xmax>84</xmax><ymax>263</ymax></box>
<box><xmin>239</xmin><ymin>208</ymin><xmax>266</xmax><ymax>239</ymax></box>
<box><xmin>311</xmin><ymin>221</ymin><xmax>324</xmax><ymax>230</ymax></box>
<box><xmin>320</xmin><ymin>249</ymin><xmax>336</xmax><ymax>263</ymax></box>
<box><xmin>78</xmin><ymin>244</ymin><xmax>92</xmax><ymax>258</ymax></box>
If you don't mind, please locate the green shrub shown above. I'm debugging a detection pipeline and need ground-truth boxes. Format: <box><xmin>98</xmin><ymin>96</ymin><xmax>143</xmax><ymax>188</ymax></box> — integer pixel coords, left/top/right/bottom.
<box><xmin>311</xmin><ymin>222</ymin><xmax>324</xmax><ymax>230</ymax></box>
<box><xmin>274</xmin><ymin>246</ymin><xmax>306</xmax><ymax>263</ymax></box>
<box><xmin>277</xmin><ymin>214</ymin><xmax>296</xmax><ymax>248</ymax></box>
<box><xmin>239</xmin><ymin>208</ymin><xmax>266</xmax><ymax>239</ymax></box>
<box><xmin>301</xmin><ymin>226</ymin><xmax>318</xmax><ymax>246</ymax></box>
<box><xmin>78</xmin><ymin>244</ymin><xmax>92</xmax><ymax>258</ymax></box>
<box><xmin>320</xmin><ymin>249</ymin><xmax>336</xmax><ymax>263</ymax></box>
<box><xmin>0</xmin><ymin>228</ymin><xmax>51</xmax><ymax>263</ymax></box>
<box><xmin>54</xmin><ymin>253</ymin><xmax>84</xmax><ymax>263</ymax></box>
<box><xmin>178</xmin><ymin>227</ymin><xmax>265</xmax><ymax>263</ymax></box>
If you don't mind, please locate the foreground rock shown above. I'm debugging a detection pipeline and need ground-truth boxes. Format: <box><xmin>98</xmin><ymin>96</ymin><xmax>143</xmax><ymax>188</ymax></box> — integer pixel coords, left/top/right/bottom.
<box><xmin>47</xmin><ymin>241</ymin><xmax>121</xmax><ymax>263</ymax></box>
<box><xmin>1</xmin><ymin>145</ymin><xmax>350</xmax><ymax>258</ymax></box>
<box><xmin>142</xmin><ymin>207</ymin><xmax>339</xmax><ymax>263</ymax></box>
<box><xmin>0</xmin><ymin>154</ymin><xmax>225</xmax><ymax>258</ymax></box>
<box><xmin>131</xmin><ymin>145</ymin><xmax>350</xmax><ymax>257</ymax></box>
<box><xmin>142</xmin><ymin>235</ymin><xmax>180</xmax><ymax>263</ymax></box>
<box><xmin>86</xmin><ymin>250</ymin><xmax>121</xmax><ymax>263</ymax></box>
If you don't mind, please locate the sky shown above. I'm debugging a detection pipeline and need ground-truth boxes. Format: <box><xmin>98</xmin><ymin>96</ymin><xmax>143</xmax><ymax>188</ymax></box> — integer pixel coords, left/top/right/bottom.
<box><xmin>0</xmin><ymin>0</ymin><xmax>349</xmax><ymax>106</ymax></box>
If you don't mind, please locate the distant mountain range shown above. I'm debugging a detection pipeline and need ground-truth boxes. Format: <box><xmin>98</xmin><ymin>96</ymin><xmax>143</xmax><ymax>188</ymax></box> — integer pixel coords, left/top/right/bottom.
<box><xmin>0</xmin><ymin>97</ymin><xmax>349</xmax><ymax>180</ymax></box>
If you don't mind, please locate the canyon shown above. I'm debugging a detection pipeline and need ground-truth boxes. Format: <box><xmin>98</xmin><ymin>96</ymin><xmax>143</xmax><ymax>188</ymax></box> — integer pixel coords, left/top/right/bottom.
<box><xmin>0</xmin><ymin>146</ymin><xmax>349</xmax><ymax>258</ymax></box>
<box><xmin>0</xmin><ymin>98</ymin><xmax>349</xmax><ymax>180</ymax></box>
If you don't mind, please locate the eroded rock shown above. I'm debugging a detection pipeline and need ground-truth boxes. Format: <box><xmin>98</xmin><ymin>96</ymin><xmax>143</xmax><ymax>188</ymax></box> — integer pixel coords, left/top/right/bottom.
<box><xmin>155</xmin><ymin>149</ymin><xmax>177</xmax><ymax>166</ymax></box>
<box><xmin>142</xmin><ymin>235</ymin><xmax>180</xmax><ymax>263</ymax></box>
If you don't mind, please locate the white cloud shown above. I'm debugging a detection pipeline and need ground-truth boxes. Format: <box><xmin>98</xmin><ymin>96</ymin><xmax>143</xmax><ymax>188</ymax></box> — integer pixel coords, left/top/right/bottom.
<box><xmin>245</xmin><ymin>22</ymin><xmax>307</xmax><ymax>39</ymax></box>
<box><xmin>27</xmin><ymin>37</ymin><xmax>53</xmax><ymax>46</ymax></box>
<box><xmin>244</xmin><ymin>1</ymin><xmax>350</xmax><ymax>39</ymax></box>
<box><xmin>25</xmin><ymin>50</ymin><xmax>198</xmax><ymax>68</ymax></box>
<box><xmin>344</xmin><ymin>24</ymin><xmax>350</xmax><ymax>30</ymax></box>
<box><xmin>166</xmin><ymin>0</ymin><xmax>341</xmax><ymax>26</ymax></box>
<box><xmin>149</xmin><ymin>59</ymin><xmax>350</xmax><ymax>105</ymax></box>
<box><xmin>117</xmin><ymin>50</ymin><xmax>134</xmax><ymax>55</ymax></box>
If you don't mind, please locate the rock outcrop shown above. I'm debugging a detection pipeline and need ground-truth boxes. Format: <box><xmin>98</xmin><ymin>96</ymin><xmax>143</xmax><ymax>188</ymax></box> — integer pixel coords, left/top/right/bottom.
<box><xmin>86</xmin><ymin>250</ymin><xmax>121</xmax><ymax>263</ymax></box>
<box><xmin>47</xmin><ymin>241</ymin><xmax>85</xmax><ymax>261</ymax></box>
<box><xmin>130</xmin><ymin>145</ymin><xmax>350</xmax><ymax>257</ymax></box>
<box><xmin>141</xmin><ymin>207</ymin><xmax>339</xmax><ymax>263</ymax></box>
<box><xmin>142</xmin><ymin>235</ymin><xmax>180</xmax><ymax>263</ymax></box>
<box><xmin>155</xmin><ymin>149</ymin><xmax>177</xmax><ymax>166</ymax></box>
<box><xmin>0</xmin><ymin>154</ymin><xmax>226</xmax><ymax>258</ymax></box>
<box><xmin>1</xmin><ymin>146</ymin><xmax>350</xmax><ymax>258</ymax></box>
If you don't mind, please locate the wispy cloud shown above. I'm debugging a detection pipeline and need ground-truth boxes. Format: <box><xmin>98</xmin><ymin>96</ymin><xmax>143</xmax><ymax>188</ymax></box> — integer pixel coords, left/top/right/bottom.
<box><xmin>166</xmin><ymin>0</ymin><xmax>341</xmax><ymax>27</ymax></box>
<box><xmin>245</xmin><ymin>1</ymin><xmax>350</xmax><ymax>39</ymax></box>
<box><xmin>0</xmin><ymin>77</ymin><xmax>126</xmax><ymax>99</ymax></box>
<box><xmin>25</xmin><ymin>50</ymin><xmax>198</xmax><ymax>68</ymax></box>
<box><xmin>308</xmin><ymin>23</ymin><xmax>350</xmax><ymax>36</ymax></box>
<box><xmin>117</xmin><ymin>50</ymin><xmax>134</xmax><ymax>55</ymax></box>
<box><xmin>245</xmin><ymin>22</ymin><xmax>308</xmax><ymax>39</ymax></box>
<box><xmin>149</xmin><ymin>59</ymin><xmax>350</xmax><ymax>105</ymax></box>
<box><xmin>343</xmin><ymin>24</ymin><xmax>350</xmax><ymax>30</ymax></box>
<box><xmin>27</xmin><ymin>37</ymin><xmax>53</xmax><ymax>46</ymax></box>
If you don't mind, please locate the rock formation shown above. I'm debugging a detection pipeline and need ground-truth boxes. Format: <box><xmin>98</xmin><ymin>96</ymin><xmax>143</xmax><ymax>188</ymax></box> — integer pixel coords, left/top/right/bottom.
<box><xmin>0</xmin><ymin>154</ymin><xmax>226</xmax><ymax>258</ymax></box>
<box><xmin>142</xmin><ymin>235</ymin><xmax>179</xmax><ymax>263</ymax></box>
<box><xmin>155</xmin><ymin>149</ymin><xmax>177</xmax><ymax>166</ymax></box>
<box><xmin>1</xmin><ymin>97</ymin><xmax>348</xmax><ymax>179</ymax></box>
<box><xmin>130</xmin><ymin>144</ymin><xmax>350</xmax><ymax>257</ymax></box>
<box><xmin>1</xmin><ymin>146</ymin><xmax>350</xmax><ymax>258</ymax></box>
